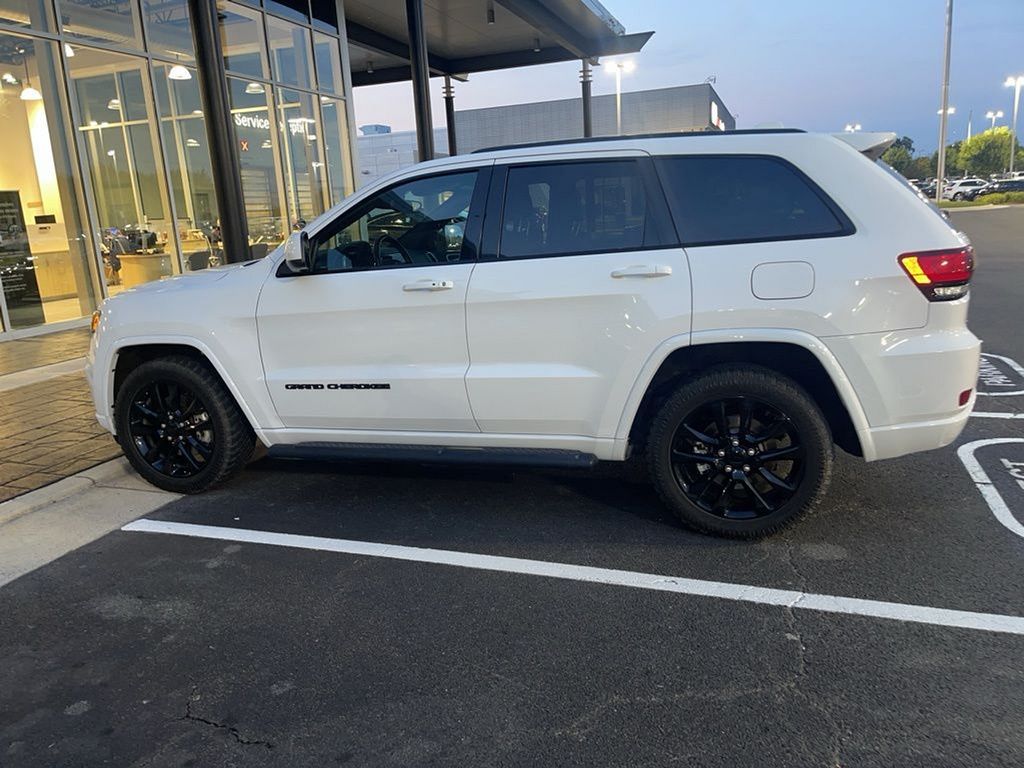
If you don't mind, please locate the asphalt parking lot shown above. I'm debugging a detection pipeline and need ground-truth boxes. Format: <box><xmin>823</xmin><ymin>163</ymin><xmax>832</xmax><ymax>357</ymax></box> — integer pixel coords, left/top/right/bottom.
<box><xmin>2</xmin><ymin>207</ymin><xmax>1023</xmax><ymax>767</ymax></box>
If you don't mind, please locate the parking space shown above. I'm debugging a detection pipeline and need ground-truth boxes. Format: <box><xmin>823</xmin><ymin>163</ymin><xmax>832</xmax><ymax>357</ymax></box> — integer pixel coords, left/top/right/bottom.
<box><xmin>1</xmin><ymin>208</ymin><xmax>1023</xmax><ymax>766</ymax></box>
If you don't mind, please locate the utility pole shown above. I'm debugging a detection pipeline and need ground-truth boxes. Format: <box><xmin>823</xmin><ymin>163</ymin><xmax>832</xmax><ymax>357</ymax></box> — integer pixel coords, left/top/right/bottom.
<box><xmin>935</xmin><ymin>0</ymin><xmax>953</xmax><ymax>203</ymax></box>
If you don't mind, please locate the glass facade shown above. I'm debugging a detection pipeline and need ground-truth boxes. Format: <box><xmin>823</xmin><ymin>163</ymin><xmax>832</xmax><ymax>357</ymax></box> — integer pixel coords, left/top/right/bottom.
<box><xmin>0</xmin><ymin>0</ymin><xmax>354</xmax><ymax>336</ymax></box>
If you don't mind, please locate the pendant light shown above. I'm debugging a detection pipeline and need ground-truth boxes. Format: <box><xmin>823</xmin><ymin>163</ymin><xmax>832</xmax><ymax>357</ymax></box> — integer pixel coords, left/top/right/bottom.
<box><xmin>18</xmin><ymin>47</ymin><xmax>41</xmax><ymax>101</ymax></box>
<box><xmin>168</xmin><ymin>64</ymin><xmax>191</xmax><ymax>81</ymax></box>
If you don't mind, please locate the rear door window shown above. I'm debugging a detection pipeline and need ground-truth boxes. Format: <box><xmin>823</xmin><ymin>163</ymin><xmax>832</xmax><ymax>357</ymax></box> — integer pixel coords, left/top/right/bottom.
<box><xmin>656</xmin><ymin>155</ymin><xmax>852</xmax><ymax>246</ymax></box>
<box><xmin>498</xmin><ymin>160</ymin><xmax>652</xmax><ymax>259</ymax></box>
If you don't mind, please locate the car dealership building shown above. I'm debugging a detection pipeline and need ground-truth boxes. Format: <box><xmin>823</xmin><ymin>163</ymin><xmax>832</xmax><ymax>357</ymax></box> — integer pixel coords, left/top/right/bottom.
<box><xmin>0</xmin><ymin>0</ymin><xmax>649</xmax><ymax>337</ymax></box>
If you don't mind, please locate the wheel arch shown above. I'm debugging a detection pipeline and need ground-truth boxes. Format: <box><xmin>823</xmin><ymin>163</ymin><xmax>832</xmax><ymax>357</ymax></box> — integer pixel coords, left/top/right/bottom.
<box><xmin>109</xmin><ymin>338</ymin><xmax>264</xmax><ymax>441</ymax></box>
<box><xmin>619</xmin><ymin>331</ymin><xmax>872</xmax><ymax>459</ymax></box>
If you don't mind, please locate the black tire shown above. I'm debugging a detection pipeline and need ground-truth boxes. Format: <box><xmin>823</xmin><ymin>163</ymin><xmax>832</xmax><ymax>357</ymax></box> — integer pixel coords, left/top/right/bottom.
<box><xmin>646</xmin><ymin>365</ymin><xmax>832</xmax><ymax>538</ymax></box>
<box><xmin>115</xmin><ymin>355</ymin><xmax>255</xmax><ymax>494</ymax></box>
<box><xmin>953</xmin><ymin>192</ymin><xmax>964</xmax><ymax>200</ymax></box>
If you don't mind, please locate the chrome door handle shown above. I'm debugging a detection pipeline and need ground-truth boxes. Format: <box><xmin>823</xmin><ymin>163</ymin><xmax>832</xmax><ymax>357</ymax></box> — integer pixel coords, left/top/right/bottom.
<box><xmin>611</xmin><ymin>265</ymin><xmax>672</xmax><ymax>278</ymax></box>
<box><xmin>403</xmin><ymin>279</ymin><xmax>454</xmax><ymax>291</ymax></box>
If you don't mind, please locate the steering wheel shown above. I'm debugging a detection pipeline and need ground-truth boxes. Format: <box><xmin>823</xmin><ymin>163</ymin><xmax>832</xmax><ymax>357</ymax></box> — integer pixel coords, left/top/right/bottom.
<box><xmin>372</xmin><ymin>234</ymin><xmax>412</xmax><ymax>266</ymax></box>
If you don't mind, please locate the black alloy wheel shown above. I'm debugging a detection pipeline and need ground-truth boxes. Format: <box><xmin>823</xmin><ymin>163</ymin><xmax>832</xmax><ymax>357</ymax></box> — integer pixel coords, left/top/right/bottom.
<box><xmin>669</xmin><ymin>396</ymin><xmax>803</xmax><ymax>520</ymax></box>
<box><xmin>646</xmin><ymin>366</ymin><xmax>832</xmax><ymax>538</ymax></box>
<box><xmin>115</xmin><ymin>356</ymin><xmax>255</xmax><ymax>494</ymax></box>
<box><xmin>127</xmin><ymin>380</ymin><xmax>215</xmax><ymax>478</ymax></box>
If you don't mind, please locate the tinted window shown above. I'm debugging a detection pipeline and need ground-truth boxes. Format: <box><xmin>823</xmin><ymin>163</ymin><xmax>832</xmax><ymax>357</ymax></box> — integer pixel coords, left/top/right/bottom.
<box><xmin>311</xmin><ymin>171</ymin><xmax>477</xmax><ymax>273</ymax></box>
<box><xmin>500</xmin><ymin>161</ymin><xmax>648</xmax><ymax>258</ymax></box>
<box><xmin>657</xmin><ymin>156</ymin><xmax>848</xmax><ymax>246</ymax></box>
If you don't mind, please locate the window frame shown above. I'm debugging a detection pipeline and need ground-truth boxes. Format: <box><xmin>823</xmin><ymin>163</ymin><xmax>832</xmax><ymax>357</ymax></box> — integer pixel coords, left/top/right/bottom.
<box><xmin>294</xmin><ymin>166</ymin><xmax>492</xmax><ymax>277</ymax></box>
<box><xmin>479</xmin><ymin>156</ymin><xmax>676</xmax><ymax>263</ymax></box>
<box><xmin>653</xmin><ymin>153</ymin><xmax>856</xmax><ymax>249</ymax></box>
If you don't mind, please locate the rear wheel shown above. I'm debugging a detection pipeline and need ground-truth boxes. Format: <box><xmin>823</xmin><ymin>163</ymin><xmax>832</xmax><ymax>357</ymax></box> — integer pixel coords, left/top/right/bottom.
<box><xmin>114</xmin><ymin>356</ymin><xmax>255</xmax><ymax>494</ymax></box>
<box><xmin>647</xmin><ymin>366</ymin><xmax>832</xmax><ymax>538</ymax></box>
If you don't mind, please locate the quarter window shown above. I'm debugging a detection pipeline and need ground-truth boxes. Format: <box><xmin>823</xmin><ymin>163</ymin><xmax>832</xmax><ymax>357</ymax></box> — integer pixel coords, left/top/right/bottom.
<box><xmin>499</xmin><ymin>161</ymin><xmax>649</xmax><ymax>259</ymax></box>
<box><xmin>657</xmin><ymin>156</ymin><xmax>849</xmax><ymax>246</ymax></box>
<box><xmin>310</xmin><ymin>171</ymin><xmax>478</xmax><ymax>273</ymax></box>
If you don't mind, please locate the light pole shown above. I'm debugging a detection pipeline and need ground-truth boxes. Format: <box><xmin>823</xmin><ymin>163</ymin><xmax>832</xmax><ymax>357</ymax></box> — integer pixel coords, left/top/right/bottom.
<box><xmin>603</xmin><ymin>58</ymin><xmax>635</xmax><ymax>136</ymax></box>
<box><xmin>844</xmin><ymin>123</ymin><xmax>861</xmax><ymax>132</ymax></box>
<box><xmin>935</xmin><ymin>0</ymin><xmax>953</xmax><ymax>204</ymax></box>
<box><xmin>986</xmin><ymin>110</ymin><xmax>1004</xmax><ymax>130</ymax></box>
<box><xmin>1006</xmin><ymin>75</ymin><xmax>1024</xmax><ymax>174</ymax></box>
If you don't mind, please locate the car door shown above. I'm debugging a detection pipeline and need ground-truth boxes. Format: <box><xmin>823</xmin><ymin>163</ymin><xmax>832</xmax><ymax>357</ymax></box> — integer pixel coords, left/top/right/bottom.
<box><xmin>257</xmin><ymin>164</ymin><xmax>490</xmax><ymax>432</ymax></box>
<box><xmin>464</xmin><ymin>154</ymin><xmax>691</xmax><ymax>438</ymax></box>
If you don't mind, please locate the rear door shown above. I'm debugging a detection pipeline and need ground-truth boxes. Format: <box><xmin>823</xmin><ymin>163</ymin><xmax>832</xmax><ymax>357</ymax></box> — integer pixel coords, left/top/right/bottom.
<box><xmin>464</xmin><ymin>154</ymin><xmax>691</xmax><ymax>438</ymax></box>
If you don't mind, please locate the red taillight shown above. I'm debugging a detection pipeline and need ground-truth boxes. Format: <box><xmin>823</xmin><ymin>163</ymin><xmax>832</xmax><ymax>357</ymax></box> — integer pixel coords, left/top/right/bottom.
<box><xmin>959</xmin><ymin>388</ymin><xmax>972</xmax><ymax>406</ymax></box>
<box><xmin>898</xmin><ymin>246</ymin><xmax>974</xmax><ymax>301</ymax></box>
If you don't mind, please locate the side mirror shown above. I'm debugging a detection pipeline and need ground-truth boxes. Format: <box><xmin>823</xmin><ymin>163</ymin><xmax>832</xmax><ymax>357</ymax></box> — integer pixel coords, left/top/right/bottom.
<box><xmin>282</xmin><ymin>230</ymin><xmax>309</xmax><ymax>273</ymax></box>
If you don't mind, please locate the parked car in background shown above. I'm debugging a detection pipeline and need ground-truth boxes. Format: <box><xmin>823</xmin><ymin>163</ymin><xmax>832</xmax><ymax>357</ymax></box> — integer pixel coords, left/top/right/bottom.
<box><xmin>964</xmin><ymin>178</ymin><xmax>1024</xmax><ymax>200</ymax></box>
<box><xmin>943</xmin><ymin>177</ymin><xmax>989</xmax><ymax>200</ymax></box>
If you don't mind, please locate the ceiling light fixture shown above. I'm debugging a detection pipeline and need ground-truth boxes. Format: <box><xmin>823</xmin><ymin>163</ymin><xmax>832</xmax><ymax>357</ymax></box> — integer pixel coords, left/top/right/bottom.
<box><xmin>486</xmin><ymin>0</ymin><xmax>495</xmax><ymax>24</ymax></box>
<box><xmin>185</xmin><ymin>138</ymin><xmax>200</xmax><ymax>147</ymax></box>
<box><xmin>17</xmin><ymin>46</ymin><xmax>42</xmax><ymax>101</ymax></box>
<box><xmin>2</xmin><ymin>73</ymin><xmax>16</xmax><ymax>84</ymax></box>
<box><xmin>532</xmin><ymin>37</ymin><xmax>540</xmax><ymax>52</ymax></box>
<box><xmin>168</xmin><ymin>64</ymin><xmax>192</xmax><ymax>81</ymax></box>
<box><xmin>245</xmin><ymin>81</ymin><xmax>265</xmax><ymax>95</ymax></box>
<box><xmin>107</xmin><ymin>98</ymin><xmax>121</xmax><ymax>111</ymax></box>
<box><xmin>64</xmin><ymin>43</ymin><xmax>75</xmax><ymax>58</ymax></box>
<box><xmin>366</xmin><ymin>59</ymin><xmax>374</xmax><ymax>74</ymax></box>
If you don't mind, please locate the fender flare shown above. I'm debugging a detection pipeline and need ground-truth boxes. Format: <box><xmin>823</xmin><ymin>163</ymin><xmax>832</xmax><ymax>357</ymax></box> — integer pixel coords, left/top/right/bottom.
<box><xmin>613</xmin><ymin>328</ymin><xmax>877</xmax><ymax>461</ymax></box>
<box><xmin>104</xmin><ymin>334</ymin><xmax>275</xmax><ymax>443</ymax></box>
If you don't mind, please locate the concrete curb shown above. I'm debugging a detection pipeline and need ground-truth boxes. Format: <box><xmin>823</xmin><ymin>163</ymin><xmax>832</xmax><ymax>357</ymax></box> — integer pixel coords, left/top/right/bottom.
<box><xmin>0</xmin><ymin>458</ymin><xmax>134</xmax><ymax>527</ymax></box>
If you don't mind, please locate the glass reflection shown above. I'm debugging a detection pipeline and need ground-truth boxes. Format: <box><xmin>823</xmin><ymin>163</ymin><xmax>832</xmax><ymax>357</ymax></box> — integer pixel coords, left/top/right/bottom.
<box><xmin>67</xmin><ymin>46</ymin><xmax>180</xmax><ymax>290</ymax></box>
<box><xmin>0</xmin><ymin>33</ymin><xmax>99</xmax><ymax>329</ymax></box>
<box><xmin>228</xmin><ymin>76</ymin><xmax>287</xmax><ymax>252</ymax></box>
<box><xmin>57</xmin><ymin>0</ymin><xmax>143</xmax><ymax>50</ymax></box>
<box><xmin>277</xmin><ymin>87</ymin><xmax>328</xmax><ymax>226</ymax></box>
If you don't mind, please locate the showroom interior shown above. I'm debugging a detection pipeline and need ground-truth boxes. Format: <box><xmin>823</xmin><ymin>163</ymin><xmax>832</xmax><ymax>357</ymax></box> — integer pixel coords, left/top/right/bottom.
<box><xmin>0</xmin><ymin>0</ymin><xmax>648</xmax><ymax>338</ymax></box>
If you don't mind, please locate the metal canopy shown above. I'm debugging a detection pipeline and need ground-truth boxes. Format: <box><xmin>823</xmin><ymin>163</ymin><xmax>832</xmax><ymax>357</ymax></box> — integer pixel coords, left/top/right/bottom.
<box><xmin>345</xmin><ymin>0</ymin><xmax>653</xmax><ymax>87</ymax></box>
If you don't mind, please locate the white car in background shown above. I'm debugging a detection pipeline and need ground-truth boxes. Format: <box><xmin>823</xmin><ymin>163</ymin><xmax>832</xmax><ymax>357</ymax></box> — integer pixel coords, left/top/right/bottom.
<box><xmin>86</xmin><ymin>129</ymin><xmax>980</xmax><ymax>538</ymax></box>
<box><xmin>943</xmin><ymin>177</ymin><xmax>989</xmax><ymax>200</ymax></box>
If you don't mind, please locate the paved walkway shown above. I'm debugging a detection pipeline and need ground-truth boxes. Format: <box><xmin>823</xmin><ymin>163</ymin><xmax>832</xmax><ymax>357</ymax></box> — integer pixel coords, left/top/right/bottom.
<box><xmin>0</xmin><ymin>328</ymin><xmax>119</xmax><ymax>503</ymax></box>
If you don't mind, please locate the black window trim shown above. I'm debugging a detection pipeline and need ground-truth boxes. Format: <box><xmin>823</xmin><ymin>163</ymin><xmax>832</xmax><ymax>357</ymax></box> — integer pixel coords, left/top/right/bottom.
<box><xmin>653</xmin><ymin>154</ymin><xmax>856</xmax><ymax>249</ymax></box>
<box><xmin>285</xmin><ymin>165</ymin><xmax>492</xmax><ymax>277</ymax></box>
<box><xmin>479</xmin><ymin>156</ymin><xmax>677</xmax><ymax>263</ymax></box>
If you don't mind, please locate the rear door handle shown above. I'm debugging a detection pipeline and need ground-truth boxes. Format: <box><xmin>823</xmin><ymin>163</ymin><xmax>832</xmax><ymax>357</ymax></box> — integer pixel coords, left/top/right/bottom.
<box><xmin>611</xmin><ymin>265</ymin><xmax>672</xmax><ymax>278</ymax></box>
<box><xmin>403</xmin><ymin>279</ymin><xmax>454</xmax><ymax>292</ymax></box>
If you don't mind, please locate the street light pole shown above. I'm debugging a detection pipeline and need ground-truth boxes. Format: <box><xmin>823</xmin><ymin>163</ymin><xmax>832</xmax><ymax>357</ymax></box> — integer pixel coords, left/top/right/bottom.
<box><xmin>986</xmin><ymin>110</ymin><xmax>1004</xmax><ymax>130</ymax></box>
<box><xmin>1006</xmin><ymin>75</ymin><xmax>1024</xmax><ymax>174</ymax></box>
<box><xmin>603</xmin><ymin>59</ymin><xmax>634</xmax><ymax>136</ymax></box>
<box><xmin>935</xmin><ymin>0</ymin><xmax>953</xmax><ymax>205</ymax></box>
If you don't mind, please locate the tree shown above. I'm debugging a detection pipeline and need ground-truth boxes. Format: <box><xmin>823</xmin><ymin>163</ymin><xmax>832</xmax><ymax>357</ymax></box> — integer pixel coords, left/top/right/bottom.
<box><xmin>881</xmin><ymin>143</ymin><xmax>914</xmax><ymax>177</ymax></box>
<box><xmin>892</xmin><ymin>135</ymin><xmax>915</xmax><ymax>155</ymax></box>
<box><xmin>957</xmin><ymin>127</ymin><xmax>1020</xmax><ymax>176</ymax></box>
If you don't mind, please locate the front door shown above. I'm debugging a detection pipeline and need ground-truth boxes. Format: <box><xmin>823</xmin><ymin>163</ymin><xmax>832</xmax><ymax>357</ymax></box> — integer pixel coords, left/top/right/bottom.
<box><xmin>257</xmin><ymin>167</ymin><xmax>487</xmax><ymax>432</ymax></box>
<box><xmin>465</xmin><ymin>156</ymin><xmax>691</xmax><ymax>438</ymax></box>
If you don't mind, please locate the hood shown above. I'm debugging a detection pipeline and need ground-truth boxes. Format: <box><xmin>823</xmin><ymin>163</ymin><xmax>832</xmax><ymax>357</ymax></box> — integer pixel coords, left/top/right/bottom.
<box><xmin>113</xmin><ymin>260</ymin><xmax>254</xmax><ymax>298</ymax></box>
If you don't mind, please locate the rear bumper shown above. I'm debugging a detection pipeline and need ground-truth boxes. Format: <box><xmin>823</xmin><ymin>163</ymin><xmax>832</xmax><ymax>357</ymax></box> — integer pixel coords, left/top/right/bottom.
<box><xmin>859</xmin><ymin>407</ymin><xmax>972</xmax><ymax>462</ymax></box>
<box><xmin>825</xmin><ymin>327</ymin><xmax>980</xmax><ymax>461</ymax></box>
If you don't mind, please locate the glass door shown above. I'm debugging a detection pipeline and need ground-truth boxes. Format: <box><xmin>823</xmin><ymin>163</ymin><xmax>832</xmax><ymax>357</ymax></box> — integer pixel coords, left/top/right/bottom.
<box><xmin>0</xmin><ymin>32</ymin><xmax>100</xmax><ymax>331</ymax></box>
<box><xmin>66</xmin><ymin>45</ymin><xmax>181</xmax><ymax>292</ymax></box>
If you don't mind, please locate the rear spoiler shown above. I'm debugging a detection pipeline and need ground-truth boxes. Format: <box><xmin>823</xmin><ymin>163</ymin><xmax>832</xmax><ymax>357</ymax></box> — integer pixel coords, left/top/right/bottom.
<box><xmin>832</xmin><ymin>131</ymin><xmax>898</xmax><ymax>160</ymax></box>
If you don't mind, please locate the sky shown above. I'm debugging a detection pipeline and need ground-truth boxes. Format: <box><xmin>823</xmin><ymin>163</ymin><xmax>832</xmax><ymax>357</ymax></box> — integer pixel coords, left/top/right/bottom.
<box><xmin>352</xmin><ymin>0</ymin><xmax>1024</xmax><ymax>155</ymax></box>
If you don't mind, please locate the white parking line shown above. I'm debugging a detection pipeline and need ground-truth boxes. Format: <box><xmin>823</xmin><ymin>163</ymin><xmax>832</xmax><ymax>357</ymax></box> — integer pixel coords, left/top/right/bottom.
<box><xmin>957</xmin><ymin>438</ymin><xmax>1024</xmax><ymax>540</ymax></box>
<box><xmin>122</xmin><ymin>518</ymin><xmax>1024</xmax><ymax>636</ymax></box>
<box><xmin>970</xmin><ymin>411</ymin><xmax>1024</xmax><ymax>419</ymax></box>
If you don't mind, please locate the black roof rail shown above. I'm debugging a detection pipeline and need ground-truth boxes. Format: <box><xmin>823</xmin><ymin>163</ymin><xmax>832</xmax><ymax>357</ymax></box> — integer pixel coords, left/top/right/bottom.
<box><xmin>471</xmin><ymin>129</ymin><xmax>807</xmax><ymax>154</ymax></box>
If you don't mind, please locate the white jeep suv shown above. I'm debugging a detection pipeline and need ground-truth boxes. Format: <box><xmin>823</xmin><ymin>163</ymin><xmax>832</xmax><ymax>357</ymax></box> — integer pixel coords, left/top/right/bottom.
<box><xmin>86</xmin><ymin>130</ymin><xmax>980</xmax><ymax>537</ymax></box>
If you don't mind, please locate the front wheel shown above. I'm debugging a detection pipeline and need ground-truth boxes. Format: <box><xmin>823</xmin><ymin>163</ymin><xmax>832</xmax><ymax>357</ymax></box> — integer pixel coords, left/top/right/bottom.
<box><xmin>115</xmin><ymin>356</ymin><xmax>255</xmax><ymax>494</ymax></box>
<box><xmin>647</xmin><ymin>366</ymin><xmax>833</xmax><ymax>538</ymax></box>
